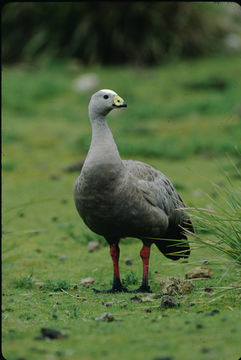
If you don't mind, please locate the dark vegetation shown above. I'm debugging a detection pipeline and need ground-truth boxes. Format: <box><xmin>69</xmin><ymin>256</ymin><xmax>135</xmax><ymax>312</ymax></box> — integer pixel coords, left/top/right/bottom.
<box><xmin>2</xmin><ymin>2</ymin><xmax>236</xmax><ymax>65</ymax></box>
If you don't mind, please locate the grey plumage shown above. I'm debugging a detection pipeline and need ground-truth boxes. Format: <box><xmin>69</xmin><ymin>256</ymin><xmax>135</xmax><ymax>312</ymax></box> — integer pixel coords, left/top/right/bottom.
<box><xmin>74</xmin><ymin>89</ymin><xmax>194</xmax><ymax>292</ymax></box>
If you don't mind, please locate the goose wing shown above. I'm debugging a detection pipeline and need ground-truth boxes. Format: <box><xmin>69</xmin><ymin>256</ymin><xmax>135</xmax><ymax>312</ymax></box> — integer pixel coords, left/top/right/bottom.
<box><xmin>123</xmin><ymin>160</ymin><xmax>194</xmax><ymax>233</ymax></box>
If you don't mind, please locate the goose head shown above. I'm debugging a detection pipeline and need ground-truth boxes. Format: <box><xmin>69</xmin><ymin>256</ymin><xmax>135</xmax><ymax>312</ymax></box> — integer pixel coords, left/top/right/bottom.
<box><xmin>89</xmin><ymin>89</ymin><xmax>127</xmax><ymax>118</ymax></box>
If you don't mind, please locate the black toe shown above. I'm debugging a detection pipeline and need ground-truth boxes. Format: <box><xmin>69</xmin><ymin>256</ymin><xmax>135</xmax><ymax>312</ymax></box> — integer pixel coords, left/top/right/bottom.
<box><xmin>129</xmin><ymin>285</ymin><xmax>152</xmax><ymax>293</ymax></box>
<box><xmin>93</xmin><ymin>286</ymin><xmax>128</xmax><ymax>293</ymax></box>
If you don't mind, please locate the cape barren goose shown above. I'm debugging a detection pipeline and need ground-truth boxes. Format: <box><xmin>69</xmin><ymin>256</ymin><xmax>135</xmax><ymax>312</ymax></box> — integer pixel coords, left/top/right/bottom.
<box><xmin>74</xmin><ymin>89</ymin><xmax>194</xmax><ymax>293</ymax></box>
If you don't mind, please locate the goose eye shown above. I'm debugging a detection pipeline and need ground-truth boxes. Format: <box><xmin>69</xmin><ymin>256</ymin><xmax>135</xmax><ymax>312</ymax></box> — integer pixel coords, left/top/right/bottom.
<box><xmin>103</xmin><ymin>95</ymin><xmax>109</xmax><ymax>99</ymax></box>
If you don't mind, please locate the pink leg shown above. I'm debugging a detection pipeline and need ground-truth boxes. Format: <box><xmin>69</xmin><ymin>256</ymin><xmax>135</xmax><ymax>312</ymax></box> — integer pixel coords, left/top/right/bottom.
<box><xmin>110</xmin><ymin>244</ymin><xmax>120</xmax><ymax>282</ymax></box>
<box><xmin>93</xmin><ymin>242</ymin><xmax>127</xmax><ymax>293</ymax></box>
<box><xmin>140</xmin><ymin>245</ymin><xmax>151</xmax><ymax>289</ymax></box>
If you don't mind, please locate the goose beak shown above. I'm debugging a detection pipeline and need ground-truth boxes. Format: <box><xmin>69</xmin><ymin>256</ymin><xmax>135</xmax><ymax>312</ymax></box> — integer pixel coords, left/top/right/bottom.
<box><xmin>116</xmin><ymin>102</ymin><xmax>127</xmax><ymax>108</ymax></box>
<box><xmin>113</xmin><ymin>95</ymin><xmax>127</xmax><ymax>108</ymax></box>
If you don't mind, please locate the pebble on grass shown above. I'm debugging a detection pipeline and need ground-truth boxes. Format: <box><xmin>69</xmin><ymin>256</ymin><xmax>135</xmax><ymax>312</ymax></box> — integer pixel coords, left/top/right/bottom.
<box><xmin>62</xmin><ymin>160</ymin><xmax>84</xmax><ymax>172</ymax></box>
<box><xmin>201</xmin><ymin>258</ymin><xmax>210</xmax><ymax>265</ymax></box>
<box><xmin>130</xmin><ymin>295</ymin><xmax>142</xmax><ymax>303</ymax></box>
<box><xmin>88</xmin><ymin>241</ymin><xmax>100</xmax><ymax>252</ymax></box>
<box><xmin>95</xmin><ymin>312</ymin><xmax>115</xmax><ymax>322</ymax></box>
<box><xmin>204</xmin><ymin>287</ymin><xmax>214</xmax><ymax>293</ymax></box>
<box><xmin>161</xmin><ymin>295</ymin><xmax>180</xmax><ymax>308</ymax></box>
<box><xmin>40</xmin><ymin>328</ymin><xmax>67</xmax><ymax>339</ymax></box>
<box><xmin>205</xmin><ymin>309</ymin><xmax>220</xmax><ymax>316</ymax></box>
<box><xmin>141</xmin><ymin>296</ymin><xmax>155</xmax><ymax>303</ymax></box>
<box><xmin>80</xmin><ymin>277</ymin><xmax>95</xmax><ymax>287</ymax></box>
<box><xmin>103</xmin><ymin>301</ymin><xmax>113</xmax><ymax>307</ymax></box>
<box><xmin>145</xmin><ymin>308</ymin><xmax>152</xmax><ymax>313</ymax></box>
<box><xmin>50</xmin><ymin>172</ymin><xmax>61</xmax><ymax>180</ymax></box>
<box><xmin>125</xmin><ymin>258</ymin><xmax>133</xmax><ymax>266</ymax></box>
<box><xmin>185</xmin><ymin>266</ymin><xmax>212</xmax><ymax>279</ymax></box>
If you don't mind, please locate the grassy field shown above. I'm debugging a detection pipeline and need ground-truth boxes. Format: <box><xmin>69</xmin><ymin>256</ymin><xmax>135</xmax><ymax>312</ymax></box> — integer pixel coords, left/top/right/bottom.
<box><xmin>2</xmin><ymin>55</ymin><xmax>241</xmax><ymax>360</ymax></box>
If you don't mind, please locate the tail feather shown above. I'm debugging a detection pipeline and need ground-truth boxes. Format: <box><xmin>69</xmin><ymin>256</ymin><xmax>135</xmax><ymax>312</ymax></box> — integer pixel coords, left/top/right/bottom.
<box><xmin>154</xmin><ymin>219</ymin><xmax>194</xmax><ymax>260</ymax></box>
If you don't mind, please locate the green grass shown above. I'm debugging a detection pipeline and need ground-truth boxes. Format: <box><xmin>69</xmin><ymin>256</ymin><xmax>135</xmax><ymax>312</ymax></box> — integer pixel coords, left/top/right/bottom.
<box><xmin>2</xmin><ymin>55</ymin><xmax>241</xmax><ymax>360</ymax></box>
<box><xmin>188</xmin><ymin>161</ymin><xmax>241</xmax><ymax>265</ymax></box>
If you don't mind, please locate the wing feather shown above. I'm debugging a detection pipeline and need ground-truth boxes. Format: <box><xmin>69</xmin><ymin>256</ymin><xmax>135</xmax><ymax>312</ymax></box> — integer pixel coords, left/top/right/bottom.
<box><xmin>123</xmin><ymin>159</ymin><xmax>193</xmax><ymax>232</ymax></box>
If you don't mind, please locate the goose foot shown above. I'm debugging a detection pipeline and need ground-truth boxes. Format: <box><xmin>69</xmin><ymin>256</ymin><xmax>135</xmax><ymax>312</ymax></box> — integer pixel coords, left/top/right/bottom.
<box><xmin>129</xmin><ymin>285</ymin><xmax>152</xmax><ymax>293</ymax></box>
<box><xmin>93</xmin><ymin>275</ymin><xmax>128</xmax><ymax>293</ymax></box>
<box><xmin>93</xmin><ymin>286</ymin><xmax>128</xmax><ymax>294</ymax></box>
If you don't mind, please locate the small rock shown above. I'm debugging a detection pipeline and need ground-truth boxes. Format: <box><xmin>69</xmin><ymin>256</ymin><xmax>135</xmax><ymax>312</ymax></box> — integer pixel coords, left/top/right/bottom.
<box><xmin>59</xmin><ymin>255</ymin><xmax>67</xmax><ymax>261</ymax></box>
<box><xmin>161</xmin><ymin>295</ymin><xmax>180</xmax><ymax>308</ymax></box>
<box><xmin>193</xmin><ymin>189</ymin><xmax>202</xmax><ymax>197</ymax></box>
<box><xmin>145</xmin><ymin>307</ymin><xmax>152</xmax><ymax>313</ymax></box>
<box><xmin>120</xmin><ymin>304</ymin><xmax>127</xmax><ymax>309</ymax></box>
<box><xmin>205</xmin><ymin>309</ymin><xmax>220</xmax><ymax>316</ymax></box>
<box><xmin>130</xmin><ymin>295</ymin><xmax>142</xmax><ymax>303</ymax></box>
<box><xmin>224</xmin><ymin>33</ymin><xmax>241</xmax><ymax>52</ymax></box>
<box><xmin>41</xmin><ymin>328</ymin><xmax>67</xmax><ymax>339</ymax></box>
<box><xmin>185</xmin><ymin>266</ymin><xmax>212</xmax><ymax>279</ymax></box>
<box><xmin>152</xmin><ymin>294</ymin><xmax>162</xmax><ymax>299</ymax></box>
<box><xmin>50</xmin><ymin>172</ymin><xmax>61</xmax><ymax>180</ymax></box>
<box><xmin>204</xmin><ymin>287</ymin><xmax>214</xmax><ymax>293</ymax></box>
<box><xmin>125</xmin><ymin>258</ymin><xmax>133</xmax><ymax>266</ymax></box>
<box><xmin>141</xmin><ymin>296</ymin><xmax>155</xmax><ymax>303</ymax></box>
<box><xmin>95</xmin><ymin>312</ymin><xmax>115</xmax><ymax>322</ymax></box>
<box><xmin>201</xmin><ymin>258</ymin><xmax>210</xmax><ymax>265</ymax></box>
<box><xmin>62</xmin><ymin>161</ymin><xmax>84</xmax><ymax>173</ymax></box>
<box><xmin>80</xmin><ymin>277</ymin><xmax>95</xmax><ymax>287</ymax></box>
<box><xmin>73</xmin><ymin>73</ymin><xmax>100</xmax><ymax>93</ymax></box>
<box><xmin>88</xmin><ymin>241</ymin><xmax>100</xmax><ymax>252</ymax></box>
<box><xmin>104</xmin><ymin>301</ymin><xmax>114</xmax><ymax>307</ymax></box>
<box><xmin>188</xmin><ymin>302</ymin><xmax>195</xmax><ymax>307</ymax></box>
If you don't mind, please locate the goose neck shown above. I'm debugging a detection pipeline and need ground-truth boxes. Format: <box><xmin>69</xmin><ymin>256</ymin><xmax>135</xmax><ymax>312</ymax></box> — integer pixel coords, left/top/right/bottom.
<box><xmin>85</xmin><ymin>114</ymin><xmax>122</xmax><ymax>167</ymax></box>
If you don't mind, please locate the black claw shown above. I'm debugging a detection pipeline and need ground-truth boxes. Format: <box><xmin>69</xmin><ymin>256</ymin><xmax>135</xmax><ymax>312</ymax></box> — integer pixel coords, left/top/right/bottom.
<box><xmin>93</xmin><ymin>286</ymin><xmax>128</xmax><ymax>294</ymax></box>
<box><xmin>129</xmin><ymin>285</ymin><xmax>152</xmax><ymax>293</ymax></box>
